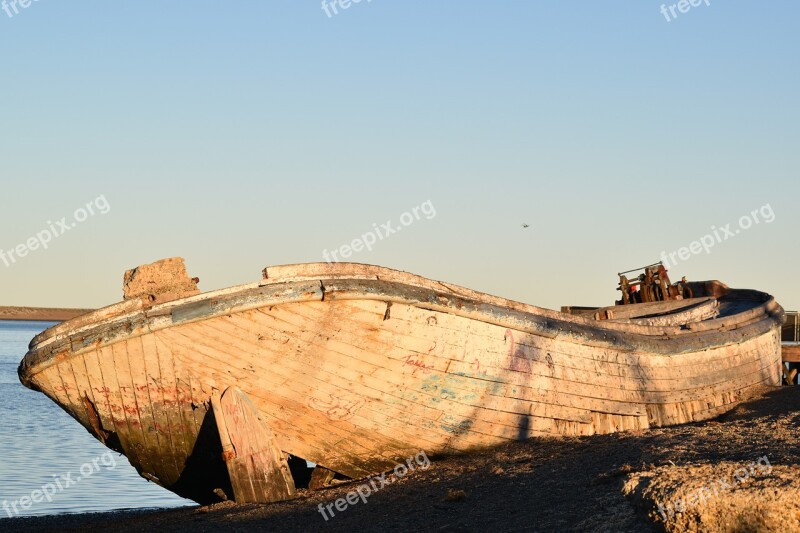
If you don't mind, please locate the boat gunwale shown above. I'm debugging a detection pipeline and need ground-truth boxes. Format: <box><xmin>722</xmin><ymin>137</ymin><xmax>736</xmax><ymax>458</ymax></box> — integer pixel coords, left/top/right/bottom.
<box><xmin>19</xmin><ymin>272</ymin><xmax>783</xmax><ymax>385</ymax></box>
<box><xmin>26</xmin><ymin>262</ymin><xmax>775</xmax><ymax>349</ymax></box>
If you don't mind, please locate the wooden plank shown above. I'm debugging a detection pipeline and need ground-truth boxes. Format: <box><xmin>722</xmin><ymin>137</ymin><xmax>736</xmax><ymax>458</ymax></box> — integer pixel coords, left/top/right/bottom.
<box><xmin>138</xmin><ymin>333</ymin><xmax>182</xmax><ymax>486</ymax></box>
<box><xmin>782</xmin><ymin>312</ymin><xmax>799</xmax><ymax>342</ymax></box>
<box><xmin>28</xmin><ymin>299</ymin><xmax>143</xmax><ymax>348</ymax></box>
<box><xmin>153</xmin><ymin>335</ymin><xmax>200</xmax><ymax>464</ymax></box>
<box><xmin>560</xmin><ymin>306</ymin><xmax>599</xmax><ymax>316</ymax></box>
<box><xmin>211</xmin><ymin>387</ymin><xmax>296</xmax><ymax>503</ymax></box>
<box><xmin>594</xmin><ymin>297</ymin><xmax>713</xmax><ymax>321</ymax></box>
<box><xmin>127</xmin><ymin>336</ymin><xmax>176</xmax><ymax>484</ymax></box>
<box><xmin>83</xmin><ymin>349</ymin><xmax>121</xmax><ymax>440</ymax></box>
<box><xmin>150</xmin><ymin>334</ymin><xmax>193</xmax><ymax>477</ymax></box>
<box><xmin>67</xmin><ymin>353</ymin><xmax>102</xmax><ymax>438</ymax></box>
<box><xmin>783</xmin><ymin>344</ymin><xmax>800</xmax><ymax>363</ymax></box>
<box><xmin>111</xmin><ymin>341</ymin><xmax>153</xmax><ymax>474</ymax></box>
<box><xmin>611</xmin><ymin>299</ymin><xmax>719</xmax><ymax>327</ymax></box>
<box><xmin>309</xmin><ymin>466</ymin><xmax>337</xmax><ymax>490</ymax></box>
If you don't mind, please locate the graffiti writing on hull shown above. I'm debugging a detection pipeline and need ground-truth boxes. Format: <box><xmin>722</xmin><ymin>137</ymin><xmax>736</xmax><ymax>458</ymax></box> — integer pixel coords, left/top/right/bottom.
<box><xmin>309</xmin><ymin>393</ymin><xmax>365</xmax><ymax>421</ymax></box>
<box><xmin>505</xmin><ymin>329</ymin><xmax>539</xmax><ymax>373</ymax></box>
<box><xmin>404</xmin><ymin>355</ymin><xmax>434</xmax><ymax>375</ymax></box>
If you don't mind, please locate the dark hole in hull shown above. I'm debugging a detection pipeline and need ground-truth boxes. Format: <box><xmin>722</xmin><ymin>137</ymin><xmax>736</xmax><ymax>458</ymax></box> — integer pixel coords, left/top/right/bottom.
<box><xmin>169</xmin><ymin>408</ymin><xmax>233</xmax><ymax>505</ymax></box>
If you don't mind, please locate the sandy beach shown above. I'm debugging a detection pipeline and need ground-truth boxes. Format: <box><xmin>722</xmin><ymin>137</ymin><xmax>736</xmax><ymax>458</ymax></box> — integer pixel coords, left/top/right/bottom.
<box><xmin>0</xmin><ymin>307</ymin><xmax>91</xmax><ymax>323</ymax></box>
<box><xmin>3</xmin><ymin>385</ymin><xmax>798</xmax><ymax>533</ymax></box>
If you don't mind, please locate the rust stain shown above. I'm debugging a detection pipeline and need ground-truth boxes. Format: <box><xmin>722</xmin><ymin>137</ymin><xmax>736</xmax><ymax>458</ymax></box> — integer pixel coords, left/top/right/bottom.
<box><xmin>83</xmin><ymin>394</ymin><xmax>110</xmax><ymax>442</ymax></box>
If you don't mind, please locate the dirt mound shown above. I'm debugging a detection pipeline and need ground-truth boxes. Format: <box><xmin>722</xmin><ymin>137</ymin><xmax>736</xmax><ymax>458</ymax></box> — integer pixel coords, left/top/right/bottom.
<box><xmin>624</xmin><ymin>461</ymin><xmax>800</xmax><ymax>532</ymax></box>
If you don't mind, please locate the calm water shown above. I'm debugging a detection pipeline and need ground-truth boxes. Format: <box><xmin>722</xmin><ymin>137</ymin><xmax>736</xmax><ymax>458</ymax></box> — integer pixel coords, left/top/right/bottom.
<box><xmin>0</xmin><ymin>321</ymin><xmax>192</xmax><ymax>518</ymax></box>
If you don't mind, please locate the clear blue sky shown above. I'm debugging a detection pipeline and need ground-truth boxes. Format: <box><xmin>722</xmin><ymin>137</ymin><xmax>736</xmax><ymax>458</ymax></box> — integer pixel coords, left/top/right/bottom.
<box><xmin>1</xmin><ymin>1</ymin><xmax>798</xmax><ymax>310</ymax></box>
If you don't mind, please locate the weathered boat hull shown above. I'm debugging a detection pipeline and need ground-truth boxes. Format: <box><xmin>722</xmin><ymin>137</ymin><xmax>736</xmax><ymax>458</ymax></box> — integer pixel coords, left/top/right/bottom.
<box><xmin>18</xmin><ymin>263</ymin><xmax>784</xmax><ymax>504</ymax></box>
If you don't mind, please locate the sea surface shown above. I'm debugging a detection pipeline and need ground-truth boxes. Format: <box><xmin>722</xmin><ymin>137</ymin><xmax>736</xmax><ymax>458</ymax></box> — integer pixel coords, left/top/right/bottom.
<box><xmin>0</xmin><ymin>321</ymin><xmax>192</xmax><ymax>518</ymax></box>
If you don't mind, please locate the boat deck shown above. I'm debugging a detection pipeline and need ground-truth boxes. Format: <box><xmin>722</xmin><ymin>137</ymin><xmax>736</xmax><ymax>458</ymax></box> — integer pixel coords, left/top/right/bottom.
<box><xmin>718</xmin><ymin>298</ymin><xmax>764</xmax><ymax>318</ymax></box>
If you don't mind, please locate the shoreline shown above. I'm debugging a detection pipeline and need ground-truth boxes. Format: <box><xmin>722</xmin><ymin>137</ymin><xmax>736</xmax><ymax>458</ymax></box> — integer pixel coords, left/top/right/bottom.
<box><xmin>0</xmin><ymin>307</ymin><xmax>93</xmax><ymax>323</ymax></box>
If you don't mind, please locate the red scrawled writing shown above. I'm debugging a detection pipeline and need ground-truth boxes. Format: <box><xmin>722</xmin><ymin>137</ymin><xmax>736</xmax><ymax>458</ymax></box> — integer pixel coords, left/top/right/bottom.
<box><xmin>405</xmin><ymin>355</ymin><xmax>434</xmax><ymax>375</ymax></box>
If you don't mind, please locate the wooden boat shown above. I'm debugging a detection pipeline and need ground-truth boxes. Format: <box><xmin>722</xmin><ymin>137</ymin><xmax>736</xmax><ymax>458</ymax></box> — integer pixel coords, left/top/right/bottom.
<box><xmin>18</xmin><ymin>259</ymin><xmax>785</xmax><ymax>504</ymax></box>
